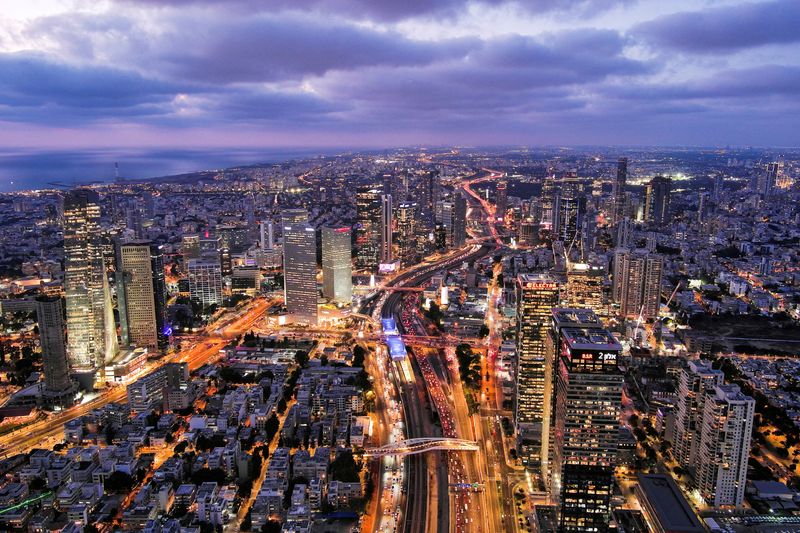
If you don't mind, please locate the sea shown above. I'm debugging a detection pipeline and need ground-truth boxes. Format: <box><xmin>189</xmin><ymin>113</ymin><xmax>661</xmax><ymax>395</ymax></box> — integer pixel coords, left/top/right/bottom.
<box><xmin>0</xmin><ymin>148</ymin><xmax>338</xmax><ymax>193</ymax></box>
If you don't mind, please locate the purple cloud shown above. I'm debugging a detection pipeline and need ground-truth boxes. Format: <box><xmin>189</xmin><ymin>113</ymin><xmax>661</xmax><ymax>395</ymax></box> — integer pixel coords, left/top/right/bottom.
<box><xmin>633</xmin><ymin>0</ymin><xmax>800</xmax><ymax>53</ymax></box>
<box><xmin>115</xmin><ymin>0</ymin><xmax>629</xmax><ymax>22</ymax></box>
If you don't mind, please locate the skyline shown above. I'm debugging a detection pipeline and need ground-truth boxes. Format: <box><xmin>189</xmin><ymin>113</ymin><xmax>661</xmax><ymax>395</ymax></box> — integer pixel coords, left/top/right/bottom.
<box><xmin>1</xmin><ymin>0</ymin><xmax>800</xmax><ymax>153</ymax></box>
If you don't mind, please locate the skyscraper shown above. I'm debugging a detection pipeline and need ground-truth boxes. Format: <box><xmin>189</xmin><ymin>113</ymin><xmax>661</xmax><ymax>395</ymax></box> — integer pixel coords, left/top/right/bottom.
<box><xmin>495</xmin><ymin>180</ymin><xmax>508</xmax><ymax>221</ymax></box>
<box><xmin>757</xmin><ymin>162</ymin><xmax>779</xmax><ymax>198</ymax></box>
<box><xmin>674</xmin><ymin>360</ymin><xmax>724</xmax><ymax>469</ymax></box>
<box><xmin>565</xmin><ymin>261</ymin><xmax>606</xmax><ymax>317</ymax></box>
<box><xmin>355</xmin><ymin>185</ymin><xmax>382</xmax><ymax>271</ymax></box>
<box><xmin>435</xmin><ymin>195</ymin><xmax>467</xmax><ymax>249</ymax></box>
<box><xmin>453</xmin><ymin>193</ymin><xmax>467</xmax><ymax>248</ymax></box>
<box><xmin>63</xmin><ymin>189</ymin><xmax>118</xmax><ymax>389</ymax></box>
<box><xmin>696</xmin><ymin>385</ymin><xmax>754</xmax><ymax>508</ymax></box>
<box><xmin>118</xmin><ymin>241</ymin><xmax>168</xmax><ymax>351</ymax></box>
<box><xmin>644</xmin><ymin>175</ymin><xmax>672</xmax><ymax>224</ymax></box>
<box><xmin>260</xmin><ymin>220</ymin><xmax>275</xmax><ymax>250</ymax></box>
<box><xmin>35</xmin><ymin>295</ymin><xmax>75</xmax><ymax>408</ymax></box>
<box><xmin>380</xmin><ymin>193</ymin><xmax>393</xmax><ymax>264</ymax></box>
<box><xmin>611</xmin><ymin>157</ymin><xmax>628</xmax><ymax>225</ymax></box>
<box><xmin>550</xmin><ymin>314</ymin><xmax>622</xmax><ymax>532</ymax></box>
<box><xmin>283</xmin><ymin>223</ymin><xmax>318</xmax><ymax>324</ymax></box>
<box><xmin>612</xmin><ymin>248</ymin><xmax>663</xmax><ymax>319</ymax></box>
<box><xmin>557</xmin><ymin>193</ymin><xmax>586</xmax><ymax>245</ymax></box>
<box><xmin>188</xmin><ymin>258</ymin><xmax>223</xmax><ymax>308</ymax></box>
<box><xmin>281</xmin><ymin>208</ymin><xmax>309</xmax><ymax>225</ymax></box>
<box><xmin>322</xmin><ymin>226</ymin><xmax>353</xmax><ymax>305</ymax></box>
<box><xmin>395</xmin><ymin>202</ymin><xmax>417</xmax><ymax>266</ymax></box>
<box><xmin>515</xmin><ymin>274</ymin><xmax>560</xmax><ymax>469</ymax></box>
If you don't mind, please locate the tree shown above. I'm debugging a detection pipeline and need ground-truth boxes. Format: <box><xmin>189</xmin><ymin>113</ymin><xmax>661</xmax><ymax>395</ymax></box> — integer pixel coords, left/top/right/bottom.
<box><xmin>265</xmin><ymin>414</ymin><xmax>280</xmax><ymax>443</ymax></box>
<box><xmin>352</xmin><ymin>345</ymin><xmax>366</xmax><ymax>368</ymax></box>
<box><xmin>104</xmin><ymin>471</ymin><xmax>134</xmax><ymax>494</ymax></box>
<box><xmin>478</xmin><ymin>324</ymin><xmax>490</xmax><ymax>338</ymax></box>
<box><xmin>261</xmin><ymin>521</ymin><xmax>282</xmax><ymax>533</ymax></box>
<box><xmin>295</xmin><ymin>350</ymin><xmax>309</xmax><ymax>368</ymax></box>
<box><xmin>330</xmin><ymin>450</ymin><xmax>360</xmax><ymax>482</ymax></box>
<box><xmin>320</xmin><ymin>354</ymin><xmax>329</xmax><ymax>366</ymax></box>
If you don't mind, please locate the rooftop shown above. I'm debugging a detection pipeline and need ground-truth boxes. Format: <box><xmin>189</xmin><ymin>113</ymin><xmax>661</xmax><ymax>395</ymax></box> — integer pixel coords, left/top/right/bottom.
<box><xmin>636</xmin><ymin>474</ymin><xmax>704</xmax><ymax>532</ymax></box>
<box><xmin>561</xmin><ymin>326</ymin><xmax>620</xmax><ymax>351</ymax></box>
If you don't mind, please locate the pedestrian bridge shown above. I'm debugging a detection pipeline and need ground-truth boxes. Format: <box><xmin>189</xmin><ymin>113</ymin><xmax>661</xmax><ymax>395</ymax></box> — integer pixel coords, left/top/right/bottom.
<box><xmin>362</xmin><ymin>438</ymin><xmax>480</xmax><ymax>457</ymax></box>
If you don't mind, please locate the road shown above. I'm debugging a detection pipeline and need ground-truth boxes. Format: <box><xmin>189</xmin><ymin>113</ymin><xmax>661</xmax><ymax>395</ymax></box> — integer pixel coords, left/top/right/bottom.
<box><xmin>0</xmin><ymin>297</ymin><xmax>272</xmax><ymax>457</ymax></box>
<box><xmin>362</xmin><ymin>240</ymin><xmax>495</xmax><ymax>533</ymax></box>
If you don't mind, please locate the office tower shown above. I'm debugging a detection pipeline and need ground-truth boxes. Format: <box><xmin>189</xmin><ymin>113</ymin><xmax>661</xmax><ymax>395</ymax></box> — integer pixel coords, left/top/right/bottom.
<box><xmin>118</xmin><ymin>241</ymin><xmax>168</xmax><ymax>352</ymax></box>
<box><xmin>125</xmin><ymin>206</ymin><xmax>143</xmax><ymax>238</ymax></box>
<box><xmin>515</xmin><ymin>274</ymin><xmax>560</xmax><ymax>469</ymax></box>
<box><xmin>697</xmin><ymin>191</ymin><xmax>709</xmax><ymax>223</ymax></box>
<box><xmin>63</xmin><ymin>189</ymin><xmax>118</xmax><ymax>388</ymax></box>
<box><xmin>518</xmin><ymin>218</ymin><xmax>537</xmax><ymax>246</ymax></box>
<box><xmin>757</xmin><ymin>162</ymin><xmax>779</xmax><ymax>198</ymax></box>
<box><xmin>395</xmin><ymin>202</ymin><xmax>417</xmax><ymax>266</ymax></box>
<box><xmin>550</xmin><ymin>313</ymin><xmax>622</xmax><ymax>532</ymax></box>
<box><xmin>380</xmin><ymin>193</ymin><xmax>393</xmax><ymax>264</ymax></box>
<box><xmin>713</xmin><ymin>173</ymin><xmax>725</xmax><ymax>201</ymax></box>
<box><xmin>644</xmin><ymin>175</ymin><xmax>672</xmax><ymax>224</ymax></box>
<box><xmin>611</xmin><ymin>157</ymin><xmax>628</xmax><ymax>224</ymax></box>
<box><xmin>556</xmin><ymin>183</ymin><xmax>586</xmax><ymax>246</ymax></box>
<box><xmin>696</xmin><ymin>385</ymin><xmax>754</xmax><ymax>507</ymax></box>
<box><xmin>182</xmin><ymin>234</ymin><xmax>200</xmax><ymax>259</ymax></box>
<box><xmin>141</xmin><ymin>191</ymin><xmax>155</xmax><ymax>218</ymax></box>
<box><xmin>495</xmin><ymin>180</ymin><xmax>508</xmax><ymax>221</ymax></box>
<box><xmin>438</xmin><ymin>194</ymin><xmax>468</xmax><ymax>249</ymax></box>
<box><xmin>188</xmin><ymin>258</ymin><xmax>223</xmax><ymax>308</ymax></box>
<box><xmin>674</xmin><ymin>360</ymin><xmax>724</xmax><ymax>468</ymax></box>
<box><xmin>260</xmin><ymin>220</ymin><xmax>274</xmax><ymax>250</ymax></box>
<box><xmin>35</xmin><ymin>296</ymin><xmax>75</xmax><ymax>407</ymax></box>
<box><xmin>355</xmin><ymin>185</ymin><xmax>382</xmax><ymax>271</ymax></box>
<box><xmin>566</xmin><ymin>261</ymin><xmax>606</xmax><ymax>316</ymax></box>
<box><xmin>612</xmin><ymin>249</ymin><xmax>663</xmax><ymax>319</ymax></box>
<box><xmin>418</xmin><ymin>170</ymin><xmax>439</xmax><ymax>228</ymax></box>
<box><xmin>283</xmin><ymin>223</ymin><xmax>318</xmax><ymax>324</ymax></box>
<box><xmin>217</xmin><ymin>224</ymin><xmax>249</xmax><ymax>254</ymax></box>
<box><xmin>281</xmin><ymin>208</ymin><xmax>309</xmax><ymax>225</ymax></box>
<box><xmin>540</xmin><ymin>177</ymin><xmax>560</xmax><ymax>230</ymax></box>
<box><xmin>615</xmin><ymin>217</ymin><xmax>634</xmax><ymax>249</ymax></box>
<box><xmin>322</xmin><ymin>226</ymin><xmax>353</xmax><ymax>305</ymax></box>
<box><xmin>453</xmin><ymin>193</ymin><xmax>467</xmax><ymax>247</ymax></box>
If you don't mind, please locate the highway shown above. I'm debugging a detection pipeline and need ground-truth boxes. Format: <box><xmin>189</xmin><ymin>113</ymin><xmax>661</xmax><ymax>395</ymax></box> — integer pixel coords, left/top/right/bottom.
<box><xmin>362</xmin><ymin>239</ymin><xmax>495</xmax><ymax>533</ymax></box>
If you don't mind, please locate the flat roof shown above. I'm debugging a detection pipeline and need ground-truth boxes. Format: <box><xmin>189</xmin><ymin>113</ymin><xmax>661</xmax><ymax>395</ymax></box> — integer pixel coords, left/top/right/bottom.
<box><xmin>552</xmin><ymin>308</ymin><xmax>602</xmax><ymax>328</ymax></box>
<box><xmin>561</xmin><ymin>326</ymin><xmax>620</xmax><ymax>351</ymax></box>
<box><xmin>636</xmin><ymin>474</ymin><xmax>704</xmax><ymax>532</ymax></box>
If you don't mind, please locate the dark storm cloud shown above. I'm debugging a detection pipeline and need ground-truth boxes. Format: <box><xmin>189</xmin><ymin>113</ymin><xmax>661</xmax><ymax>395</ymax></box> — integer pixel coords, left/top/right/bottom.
<box><xmin>319</xmin><ymin>29</ymin><xmax>650</xmax><ymax>121</ymax></box>
<box><xmin>115</xmin><ymin>0</ymin><xmax>629</xmax><ymax>22</ymax></box>
<box><xmin>0</xmin><ymin>53</ymin><xmax>182</xmax><ymax>108</ymax></box>
<box><xmin>157</xmin><ymin>14</ymin><xmax>478</xmax><ymax>83</ymax></box>
<box><xmin>633</xmin><ymin>0</ymin><xmax>800</xmax><ymax>53</ymax></box>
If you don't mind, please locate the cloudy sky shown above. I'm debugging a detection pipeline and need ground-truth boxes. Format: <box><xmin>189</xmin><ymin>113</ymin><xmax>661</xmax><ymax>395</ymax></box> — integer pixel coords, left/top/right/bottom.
<box><xmin>1</xmin><ymin>0</ymin><xmax>798</xmax><ymax>149</ymax></box>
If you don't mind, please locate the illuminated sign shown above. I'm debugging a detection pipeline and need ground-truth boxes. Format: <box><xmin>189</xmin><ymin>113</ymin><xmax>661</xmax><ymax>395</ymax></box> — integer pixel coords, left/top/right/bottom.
<box><xmin>525</xmin><ymin>282</ymin><xmax>558</xmax><ymax>289</ymax></box>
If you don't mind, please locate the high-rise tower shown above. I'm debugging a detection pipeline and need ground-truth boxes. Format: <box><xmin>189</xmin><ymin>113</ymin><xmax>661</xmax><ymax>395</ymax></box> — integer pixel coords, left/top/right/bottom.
<box><xmin>380</xmin><ymin>194</ymin><xmax>393</xmax><ymax>264</ymax></box>
<box><xmin>35</xmin><ymin>295</ymin><xmax>75</xmax><ymax>408</ymax></box>
<box><xmin>551</xmin><ymin>314</ymin><xmax>622</xmax><ymax>532</ymax></box>
<box><xmin>63</xmin><ymin>189</ymin><xmax>118</xmax><ymax>389</ymax></box>
<box><xmin>118</xmin><ymin>241</ymin><xmax>168</xmax><ymax>352</ymax></box>
<box><xmin>644</xmin><ymin>175</ymin><xmax>672</xmax><ymax>224</ymax></box>
<box><xmin>611</xmin><ymin>157</ymin><xmax>628</xmax><ymax>225</ymax></box>
<box><xmin>515</xmin><ymin>274</ymin><xmax>560</xmax><ymax>469</ymax></box>
<box><xmin>322</xmin><ymin>226</ymin><xmax>353</xmax><ymax>305</ymax></box>
<box><xmin>355</xmin><ymin>185</ymin><xmax>382</xmax><ymax>271</ymax></box>
<box><xmin>283</xmin><ymin>223</ymin><xmax>318</xmax><ymax>324</ymax></box>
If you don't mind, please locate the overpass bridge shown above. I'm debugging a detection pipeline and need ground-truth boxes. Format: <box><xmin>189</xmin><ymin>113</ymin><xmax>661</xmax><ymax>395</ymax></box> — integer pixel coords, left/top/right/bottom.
<box><xmin>362</xmin><ymin>438</ymin><xmax>480</xmax><ymax>457</ymax></box>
